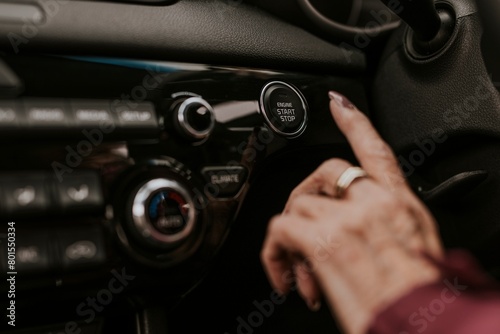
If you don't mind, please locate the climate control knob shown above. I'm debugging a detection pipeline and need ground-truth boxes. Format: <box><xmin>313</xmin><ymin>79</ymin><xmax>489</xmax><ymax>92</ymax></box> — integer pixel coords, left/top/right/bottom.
<box><xmin>171</xmin><ymin>97</ymin><xmax>215</xmax><ymax>142</ymax></box>
<box><xmin>130</xmin><ymin>178</ymin><xmax>196</xmax><ymax>249</ymax></box>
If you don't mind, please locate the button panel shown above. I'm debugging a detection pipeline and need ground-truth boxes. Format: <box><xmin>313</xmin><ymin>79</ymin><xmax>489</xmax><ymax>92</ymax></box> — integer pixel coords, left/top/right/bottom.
<box><xmin>0</xmin><ymin>227</ymin><xmax>106</xmax><ymax>274</ymax></box>
<box><xmin>0</xmin><ymin>171</ymin><xmax>104</xmax><ymax>218</ymax></box>
<box><xmin>260</xmin><ymin>81</ymin><xmax>308</xmax><ymax>138</ymax></box>
<box><xmin>0</xmin><ymin>98</ymin><xmax>159</xmax><ymax>140</ymax></box>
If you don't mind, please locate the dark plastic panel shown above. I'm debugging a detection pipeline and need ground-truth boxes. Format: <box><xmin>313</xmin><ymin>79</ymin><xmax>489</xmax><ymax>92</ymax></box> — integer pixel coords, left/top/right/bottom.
<box><xmin>0</xmin><ymin>0</ymin><xmax>366</xmax><ymax>73</ymax></box>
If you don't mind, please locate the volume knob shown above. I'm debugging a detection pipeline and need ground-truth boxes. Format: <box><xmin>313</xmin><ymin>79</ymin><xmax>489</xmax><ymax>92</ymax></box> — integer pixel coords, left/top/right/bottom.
<box><xmin>173</xmin><ymin>97</ymin><xmax>215</xmax><ymax>142</ymax></box>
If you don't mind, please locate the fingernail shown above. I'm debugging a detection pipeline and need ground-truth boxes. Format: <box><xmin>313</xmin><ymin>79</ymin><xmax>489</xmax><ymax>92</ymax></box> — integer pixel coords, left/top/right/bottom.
<box><xmin>307</xmin><ymin>300</ymin><xmax>321</xmax><ymax>312</ymax></box>
<box><xmin>328</xmin><ymin>91</ymin><xmax>356</xmax><ymax>110</ymax></box>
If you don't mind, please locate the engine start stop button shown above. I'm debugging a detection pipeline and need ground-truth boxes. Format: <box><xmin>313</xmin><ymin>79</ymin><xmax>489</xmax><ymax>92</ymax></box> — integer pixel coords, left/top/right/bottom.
<box><xmin>259</xmin><ymin>81</ymin><xmax>308</xmax><ymax>138</ymax></box>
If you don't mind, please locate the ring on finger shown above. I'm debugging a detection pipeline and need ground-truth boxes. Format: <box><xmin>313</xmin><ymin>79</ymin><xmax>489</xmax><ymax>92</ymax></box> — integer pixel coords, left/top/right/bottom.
<box><xmin>336</xmin><ymin>167</ymin><xmax>369</xmax><ymax>199</ymax></box>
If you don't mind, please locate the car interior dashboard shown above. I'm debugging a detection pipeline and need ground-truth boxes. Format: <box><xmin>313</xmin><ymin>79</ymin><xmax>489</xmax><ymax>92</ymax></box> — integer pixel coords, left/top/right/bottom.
<box><xmin>1</xmin><ymin>0</ymin><xmax>500</xmax><ymax>333</ymax></box>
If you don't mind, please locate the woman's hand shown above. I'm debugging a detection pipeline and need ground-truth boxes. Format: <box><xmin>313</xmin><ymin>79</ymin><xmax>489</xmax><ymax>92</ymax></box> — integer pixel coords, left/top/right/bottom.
<box><xmin>260</xmin><ymin>92</ymin><xmax>444</xmax><ymax>334</ymax></box>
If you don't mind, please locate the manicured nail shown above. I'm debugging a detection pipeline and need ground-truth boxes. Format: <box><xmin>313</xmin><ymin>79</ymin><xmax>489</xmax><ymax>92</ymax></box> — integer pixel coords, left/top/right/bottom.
<box><xmin>307</xmin><ymin>300</ymin><xmax>321</xmax><ymax>312</ymax></box>
<box><xmin>328</xmin><ymin>91</ymin><xmax>356</xmax><ymax>110</ymax></box>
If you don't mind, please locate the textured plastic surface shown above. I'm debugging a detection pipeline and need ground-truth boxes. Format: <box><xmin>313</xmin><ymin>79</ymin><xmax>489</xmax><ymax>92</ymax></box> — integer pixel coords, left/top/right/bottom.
<box><xmin>373</xmin><ymin>11</ymin><xmax>500</xmax><ymax>153</ymax></box>
<box><xmin>0</xmin><ymin>0</ymin><xmax>365</xmax><ymax>73</ymax></box>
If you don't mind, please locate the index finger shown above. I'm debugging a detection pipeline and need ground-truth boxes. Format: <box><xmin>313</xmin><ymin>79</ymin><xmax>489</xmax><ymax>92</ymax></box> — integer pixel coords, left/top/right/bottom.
<box><xmin>328</xmin><ymin>91</ymin><xmax>408</xmax><ymax>191</ymax></box>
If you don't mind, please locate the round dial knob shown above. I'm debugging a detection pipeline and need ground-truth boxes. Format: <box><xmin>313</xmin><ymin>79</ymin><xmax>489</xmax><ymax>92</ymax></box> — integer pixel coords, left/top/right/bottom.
<box><xmin>173</xmin><ymin>97</ymin><xmax>215</xmax><ymax>141</ymax></box>
<box><xmin>131</xmin><ymin>178</ymin><xmax>196</xmax><ymax>248</ymax></box>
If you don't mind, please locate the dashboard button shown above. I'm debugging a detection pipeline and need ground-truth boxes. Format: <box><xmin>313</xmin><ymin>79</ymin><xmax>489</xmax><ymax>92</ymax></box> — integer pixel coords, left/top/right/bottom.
<box><xmin>23</xmin><ymin>99</ymin><xmax>70</xmax><ymax>128</ymax></box>
<box><xmin>112</xmin><ymin>101</ymin><xmax>157</xmax><ymax>128</ymax></box>
<box><xmin>15</xmin><ymin>233</ymin><xmax>52</xmax><ymax>273</ymax></box>
<box><xmin>201</xmin><ymin>166</ymin><xmax>248</xmax><ymax>197</ymax></box>
<box><xmin>54</xmin><ymin>171</ymin><xmax>104</xmax><ymax>215</ymax></box>
<box><xmin>260</xmin><ymin>81</ymin><xmax>308</xmax><ymax>138</ymax></box>
<box><xmin>70</xmin><ymin>100</ymin><xmax>113</xmax><ymax>126</ymax></box>
<box><xmin>0</xmin><ymin>100</ymin><xmax>20</xmax><ymax>130</ymax></box>
<box><xmin>57</xmin><ymin>228</ymin><xmax>106</xmax><ymax>269</ymax></box>
<box><xmin>2</xmin><ymin>174</ymin><xmax>51</xmax><ymax>217</ymax></box>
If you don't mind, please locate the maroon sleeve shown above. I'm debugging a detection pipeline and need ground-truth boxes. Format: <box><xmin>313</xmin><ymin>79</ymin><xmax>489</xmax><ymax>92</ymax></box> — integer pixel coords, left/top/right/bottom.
<box><xmin>368</xmin><ymin>250</ymin><xmax>500</xmax><ymax>334</ymax></box>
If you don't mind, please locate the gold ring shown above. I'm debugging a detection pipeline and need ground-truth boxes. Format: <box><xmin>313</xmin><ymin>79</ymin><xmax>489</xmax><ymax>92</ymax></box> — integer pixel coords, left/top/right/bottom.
<box><xmin>336</xmin><ymin>167</ymin><xmax>369</xmax><ymax>198</ymax></box>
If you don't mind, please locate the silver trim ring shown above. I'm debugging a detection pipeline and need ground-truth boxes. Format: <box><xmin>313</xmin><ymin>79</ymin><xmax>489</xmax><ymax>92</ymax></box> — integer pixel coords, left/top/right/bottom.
<box><xmin>336</xmin><ymin>167</ymin><xmax>369</xmax><ymax>199</ymax></box>
<box><xmin>132</xmin><ymin>179</ymin><xmax>196</xmax><ymax>245</ymax></box>
<box><xmin>259</xmin><ymin>81</ymin><xmax>308</xmax><ymax>138</ymax></box>
<box><xmin>177</xmin><ymin>97</ymin><xmax>215</xmax><ymax>140</ymax></box>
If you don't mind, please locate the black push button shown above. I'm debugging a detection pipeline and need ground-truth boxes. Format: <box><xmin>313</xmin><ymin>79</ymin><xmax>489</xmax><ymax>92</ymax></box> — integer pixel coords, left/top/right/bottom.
<box><xmin>260</xmin><ymin>81</ymin><xmax>308</xmax><ymax>138</ymax></box>
<box><xmin>57</xmin><ymin>228</ymin><xmax>106</xmax><ymax>269</ymax></box>
<box><xmin>1</xmin><ymin>174</ymin><xmax>51</xmax><ymax>217</ymax></box>
<box><xmin>15</xmin><ymin>233</ymin><xmax>52</xmax><ymax>273</ymax></box>
<box><xmin>54</xmin><ymin>171</ymin><xmax>104</xmax><ymax>215</ymax></box>
<box><xmin>0</xmin><ymin>100</ymin><xmax>20</xmax><ymax>130</ymax></box>
<box><xmin>70</xmin><ymin>100</ymin><xmax>113</xmax><ymax>126</ymax></box>
<box><xmin>201</xmin><ymin>166</ymin><xmax>248</xmax><ymax>197</ymax></box>
<box><xmin>0</xmin><ymin>171</ymin><xmax>104</xmax><ymax>218</ymax></box>
<box><xmin>111</xmin><ymin>101</ymin><xmax>157</xmax><ymax>128</ymax></box>
<box><xmin>23</xmin><ymin>99</ymin><xmax>70</xmax><ymax>128</ymax></box>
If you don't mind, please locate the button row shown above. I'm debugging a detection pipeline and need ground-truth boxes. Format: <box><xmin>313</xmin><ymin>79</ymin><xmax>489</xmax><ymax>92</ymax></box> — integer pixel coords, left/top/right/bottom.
<box><xmin>0</xmin><ymin>170</ymin><xmax>103</xmax><ymax>218</ymax></box>
<box><xmin>0</xmin><ymin>98</ymin><xmax>159</xmax><ymax>140</ymax></box>
<box><xmin>1</xmin><ymin>227</ymin><xmax>106</xmax><ymax>274</ymax></box>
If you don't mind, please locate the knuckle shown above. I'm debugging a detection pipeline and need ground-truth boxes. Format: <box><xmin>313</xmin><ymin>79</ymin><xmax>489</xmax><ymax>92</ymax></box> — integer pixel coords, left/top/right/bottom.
<box><xmin>268</xmin><ymin>215</ymin><xmax>285</xmax><ymax>234</ymax></box>
<box><xmin>320</xmin><ymin>158</ymin><xmax>347</xmax><ymax>172</ymax></box>
<box><xmin>318</xmin><ymin>158</ymin><xmax>349</xmax><ymax>178</ymax></box>
<box><xmin>288</xmin><ymin>188</ymin><xmax>301</xmax><ymax>202</ymax></box>
<box><xmin>260</xmin><ymin>248</ymin><xmax>269</xmax><ymax>263</ymax></box>
<box><xmin>292</xmin><ymin>195</ymin><xmax>308</xmax><ymax>209</ymax></box>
